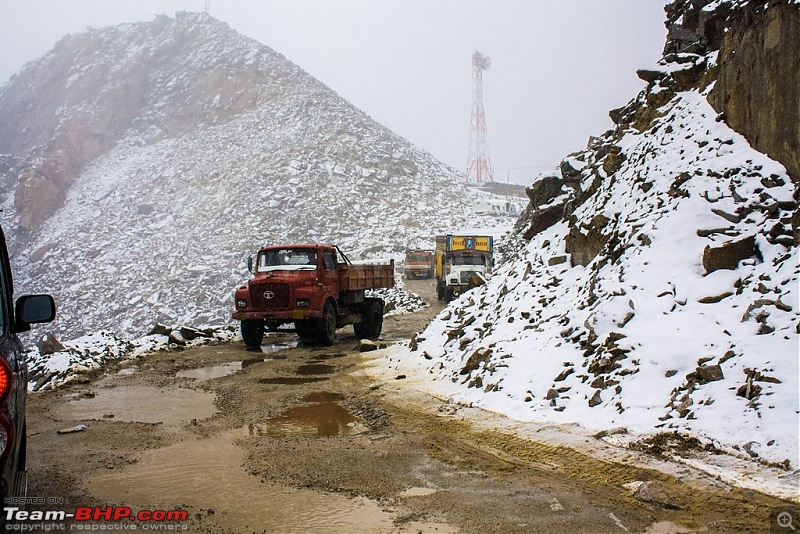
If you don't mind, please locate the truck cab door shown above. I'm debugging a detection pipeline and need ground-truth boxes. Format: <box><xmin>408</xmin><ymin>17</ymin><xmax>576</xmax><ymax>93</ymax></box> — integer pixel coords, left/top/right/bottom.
<box><xmin>318</xmin><ymin>250</ymin><xmax>338</xmax><ymax>297</ymax></box>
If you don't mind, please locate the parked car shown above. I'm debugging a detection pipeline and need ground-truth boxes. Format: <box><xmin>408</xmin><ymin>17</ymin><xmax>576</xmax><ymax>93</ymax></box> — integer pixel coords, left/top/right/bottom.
<box><xmin>0</xmin><ymin>224</ymin><xmax>55</xmax><ymax>506</ymax></box>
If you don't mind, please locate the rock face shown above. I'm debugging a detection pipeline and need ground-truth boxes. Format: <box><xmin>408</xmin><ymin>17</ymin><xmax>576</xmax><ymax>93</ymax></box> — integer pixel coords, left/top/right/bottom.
<box><xmin>661</xmin><ymin>0</ymin><xmax>800</xmax><ymax>183</ymax></box>
<box><xmin>0</xmin><ymin>12</ymin><xmax>303</xmax><ymax>237</ymax></box>
<box><xmin>707</xmin><ymin>1</ymin><xmax>800</xmax><ymax>183</ymax></box>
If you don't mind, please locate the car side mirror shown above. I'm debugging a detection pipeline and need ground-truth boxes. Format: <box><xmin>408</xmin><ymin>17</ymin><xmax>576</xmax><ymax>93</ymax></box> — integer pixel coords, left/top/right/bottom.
<box><xmin>14</xmin><ymin>294</ymin><xmax>56</xmax><ymax>333</ymax></box>
<box><xmin>247</xmin><ymin>255</ymin><xmax>254</xmax><ymax>273</ymax></box>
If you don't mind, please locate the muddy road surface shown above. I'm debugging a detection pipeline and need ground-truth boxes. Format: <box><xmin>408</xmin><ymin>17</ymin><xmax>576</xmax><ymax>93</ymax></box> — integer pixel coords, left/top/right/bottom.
<box><xmin>24</xmin><ymin>280</ymin><xmax>794</xmax><ymax>533</ymax></box>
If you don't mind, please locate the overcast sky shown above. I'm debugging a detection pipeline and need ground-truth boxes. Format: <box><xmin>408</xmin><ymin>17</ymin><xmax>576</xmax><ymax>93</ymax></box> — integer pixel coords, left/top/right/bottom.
<box><xmin>0</xmin><ymin>0</ymin><xmax>668</xmax><ymax>185</ymax></box>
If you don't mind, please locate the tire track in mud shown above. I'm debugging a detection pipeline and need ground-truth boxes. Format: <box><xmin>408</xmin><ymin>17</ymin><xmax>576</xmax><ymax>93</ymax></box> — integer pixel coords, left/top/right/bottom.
<box><xmin>382</xmin><ymin>397</ymin><xmax>795</xmax><ymax>533</ymax></box>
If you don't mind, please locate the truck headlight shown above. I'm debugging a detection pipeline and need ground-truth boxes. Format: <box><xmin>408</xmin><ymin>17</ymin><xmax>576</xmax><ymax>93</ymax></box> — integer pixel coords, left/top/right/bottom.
<box><xmin>296</xmin><ymin>298</ymin><xmax>310</xmax><ymax>308</ymax></box>
<box><xmin>236</xmin><ymin>299</ymin><xmax>248</xmax><ymax>309</ymax></box>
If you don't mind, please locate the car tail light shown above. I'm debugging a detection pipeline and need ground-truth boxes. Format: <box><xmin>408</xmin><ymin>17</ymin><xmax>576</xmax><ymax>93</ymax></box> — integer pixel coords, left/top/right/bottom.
<box><xmin>0</xmin><ymin>359</ymin><xmax>13</xmax><ymax>461</ymax></box>
<box><xmin>0</xmin><ymin>358</ymin><xmax>10</xmax><ymax>403</ymax></box>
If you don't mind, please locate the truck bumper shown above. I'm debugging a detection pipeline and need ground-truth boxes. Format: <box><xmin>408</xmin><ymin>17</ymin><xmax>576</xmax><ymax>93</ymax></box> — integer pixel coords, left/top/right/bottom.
<box><xmin>232</xmin><ymin>309</ymin><xmax>322</xmax><ymax>321</ymax></box>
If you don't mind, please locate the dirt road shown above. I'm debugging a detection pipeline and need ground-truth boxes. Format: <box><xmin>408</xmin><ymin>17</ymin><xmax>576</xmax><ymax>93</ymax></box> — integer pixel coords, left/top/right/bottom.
<box><xmin>23</xmin><ymin>280</ymin><xmax>795</xmax><ymax>533</ymax></box>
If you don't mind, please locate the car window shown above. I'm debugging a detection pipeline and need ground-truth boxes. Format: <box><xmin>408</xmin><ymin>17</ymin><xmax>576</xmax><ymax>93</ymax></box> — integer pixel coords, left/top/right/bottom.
<box><xmin>322</xmin><ymin>252</ymin><xmax>336</xmax><ymax>271</ymax></box>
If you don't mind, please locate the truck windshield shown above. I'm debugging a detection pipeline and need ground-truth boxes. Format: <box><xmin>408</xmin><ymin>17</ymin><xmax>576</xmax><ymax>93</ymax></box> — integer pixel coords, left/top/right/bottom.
<box><xmin>406</xmin><ymin>254</ymin><xmax>431</xmax><ymax>263</ymax></box>
<box><xmin>258</xmin><ymin>249</ymin><xmax>317</xmax><ymax>272</ymax></box>
<box><xmin>451</xmin><ymin>256</ymin><xmax>486</xmax><ymax>266</ymax></box>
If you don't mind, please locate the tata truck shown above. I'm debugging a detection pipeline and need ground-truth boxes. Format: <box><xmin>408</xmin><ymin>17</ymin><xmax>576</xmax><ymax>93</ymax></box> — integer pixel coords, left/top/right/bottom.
<box><xmin>435</xmin><ymin>235</ymin><xmax>494</xmax><ymax>301</ymax></box>
<box><xmin>403</xmin><ymin>250</ymin><xmax>435</xmax><ymax>279</ymax></box>
<box><xmin>232</xmin><ymin>244</ymin><xmax>394</xmax><ymax>346</ymax></box>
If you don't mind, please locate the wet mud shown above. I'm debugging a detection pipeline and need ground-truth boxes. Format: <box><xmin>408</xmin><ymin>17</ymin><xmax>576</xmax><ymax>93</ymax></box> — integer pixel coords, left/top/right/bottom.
<box><xmin>24</xmin><ymin>280</ymin><xmax>796</xmax><ymax>533</ymax></box>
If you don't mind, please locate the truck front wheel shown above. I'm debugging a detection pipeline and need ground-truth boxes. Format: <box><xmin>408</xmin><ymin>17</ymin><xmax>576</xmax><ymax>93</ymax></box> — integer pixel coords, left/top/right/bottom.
<box><xmin>316</xmin><ymin>301</ymin><xmax>337</xmax><ymax>346</ymax></box>
<box><xmin>241</xmin><ymin>319</ymin><xmax>264</xmax><ymax>348</ymax></box>
<box><xmin>354</xmin><ymin>297</ymin><xmax>384</xmax><ymax>340</ymax></box>
<box><xmin>295</xmin><ymin>319</ymin><xmax>316</xmax><ymax>339</ymax></box>
<box><xmin>444</xmin><ymin>287</ymin><xmax>454</xmax><ymax>302</ymax></box>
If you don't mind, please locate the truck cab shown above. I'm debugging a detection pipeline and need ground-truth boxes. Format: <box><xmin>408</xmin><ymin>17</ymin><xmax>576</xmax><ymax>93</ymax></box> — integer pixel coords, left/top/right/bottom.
<box><xmin>233</xmin><ymin>244</ymin><xmax>393</xmax><ymax>347</ymax></box>
<box><xmin>403</xmin><ymin>250</ymin><xmax>435</xmax><ymax>279</ymax></box>
<box><xmin>435</xmin><ymin>235</ymin><xmax>494</xmax><ymax>301</ymax></box>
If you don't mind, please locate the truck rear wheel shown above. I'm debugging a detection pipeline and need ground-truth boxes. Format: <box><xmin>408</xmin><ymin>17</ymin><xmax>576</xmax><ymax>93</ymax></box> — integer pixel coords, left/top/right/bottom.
<box><xmin>241</xmin><ymin>319</ymin><xmax>264</xmax><ymax>348</ymax></box>
<box><xmin>316</xmin><ymin>301</ymin><xmax>337</xmax><ymax>346</ymax></box>
<box><xmin>354</xmin><ymin>297</ymin><xmax>384</xmax><ymax>340</ymax></box>
<box><xmin>437</xmin><ymin>282</ymin><xmax>445</xmax><ymax>301</ymax></box>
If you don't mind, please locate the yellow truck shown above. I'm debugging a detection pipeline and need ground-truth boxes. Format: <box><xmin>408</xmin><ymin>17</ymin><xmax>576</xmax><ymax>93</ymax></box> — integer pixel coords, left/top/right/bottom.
<box><xmin>435</xmin><ymin>235</ymin><xmax>494</xmax><ymax>301</ymax></box>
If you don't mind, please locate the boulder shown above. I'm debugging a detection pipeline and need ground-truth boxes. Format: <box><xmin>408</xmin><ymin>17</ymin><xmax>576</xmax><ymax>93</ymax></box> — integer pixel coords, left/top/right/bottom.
<box><xmin>179</xmin><ymin>326</ymin><xmax>209</xmax><ymax>341</ymax></box>
<box><xmin>359</xmin><ymin>339</ymin><xmax>379</xmax><ymax>352</ymax></box>
<box><xmin>522</xmin><ymin>204</ymin><xmax>565</xmax><ymax>240</ymax></box>
<box><xmin>526</xmin><ymin>174</ymin><xmax>565</xmax><ymax>209</ymax></box>
<box><xmin>149</xmin><ymin>323</ymin><xmax>171</xmax><ymax>336</ymax></box>
<box><xmin>688</xmin><ymin>364</ymin><xmax>724</xmax><ymax>384</ymax></box>
<box><xmin>168</xmin><ymin>330</ymin><xmax>187</xmax><ymax>346</ymax></box>
<box><xmin>37</xmin><ymin>331</ymin><xmax>65</xmax><ymax>355</ymax></box>
<box><xmin>702</xmin><ymin>235</ymin><xmax>757</xmax><ymax>273</ymax></box>
<box><xmin>588</xmin><ymin>390</ymin><xmax>603</xmax><ymax>407</ymax></box>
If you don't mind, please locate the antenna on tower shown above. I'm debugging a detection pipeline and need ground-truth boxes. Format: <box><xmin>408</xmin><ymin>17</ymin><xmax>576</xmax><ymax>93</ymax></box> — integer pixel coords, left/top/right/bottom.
<box><xmin>204</xmin><ymin>0</ymin><xmax>210</xmax><ymax>14</ymax></box>
<box><xmin>466</xmin><ymin>50</ymin><xmax>493</xmax><ymax>185</ymax></box>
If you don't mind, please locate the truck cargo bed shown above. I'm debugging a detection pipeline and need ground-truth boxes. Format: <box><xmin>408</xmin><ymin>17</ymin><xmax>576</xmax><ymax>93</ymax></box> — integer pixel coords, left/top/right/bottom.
<box><xmin>339</xmin><ymin>261</ymin><xmax>395</xmax><ymax>291</ymax></box>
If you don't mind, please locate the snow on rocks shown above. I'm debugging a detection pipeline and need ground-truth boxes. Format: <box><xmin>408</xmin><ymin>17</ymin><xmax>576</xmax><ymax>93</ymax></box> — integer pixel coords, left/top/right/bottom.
<box><xmin>27</xmin><ymin>325</ymin><xmax>238</xmax><ymax>392</ymax></box>
<box><xmin>379</xmin><ymin>43</ymin><xmax>799</xmax><ymax>498</ymax></box>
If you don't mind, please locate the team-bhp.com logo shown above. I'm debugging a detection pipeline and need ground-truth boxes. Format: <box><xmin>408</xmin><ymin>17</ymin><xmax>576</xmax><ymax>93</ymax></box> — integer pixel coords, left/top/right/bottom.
<box><xmin>4</xmin><ymin>506</ymin><xmax>188</xmax><ymax>530</ymax></box>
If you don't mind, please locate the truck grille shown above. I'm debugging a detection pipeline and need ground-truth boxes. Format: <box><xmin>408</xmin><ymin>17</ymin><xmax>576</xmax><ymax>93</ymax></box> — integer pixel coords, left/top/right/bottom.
<box><xmin>251</xmin><ymin>283</ymin><xmax>290</xmax><ymax>310</ymax></box>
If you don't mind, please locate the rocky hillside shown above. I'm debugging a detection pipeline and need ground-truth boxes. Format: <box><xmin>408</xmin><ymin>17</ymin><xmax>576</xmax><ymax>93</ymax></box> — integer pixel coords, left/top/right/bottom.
<box><xmin>0</xmin><ymin>12</ymin><xmax>517</xmax><ymax>339</ymax></box>
<box><xmin>407</xmin><ymin>0</ymin><xmax>799</xmax><ymax>473</ymax></box>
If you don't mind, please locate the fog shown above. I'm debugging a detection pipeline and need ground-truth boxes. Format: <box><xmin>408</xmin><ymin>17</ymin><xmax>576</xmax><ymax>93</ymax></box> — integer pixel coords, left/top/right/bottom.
<box><xmin>0</xmin><ymin>0</ymin><xmax>668</xmax><ymax>185</ymax></box>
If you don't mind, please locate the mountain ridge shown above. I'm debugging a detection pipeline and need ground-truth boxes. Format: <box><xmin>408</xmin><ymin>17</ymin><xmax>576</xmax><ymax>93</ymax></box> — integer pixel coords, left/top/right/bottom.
<box><xmin>0</xmin><ymin>11</ymin><xmax>517</xmax><ymax>339</ymax></box>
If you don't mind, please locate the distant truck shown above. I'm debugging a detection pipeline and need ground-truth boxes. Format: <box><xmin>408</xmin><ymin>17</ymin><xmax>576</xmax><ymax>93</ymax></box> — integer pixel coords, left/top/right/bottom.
<box><xmin>232</xmin><ymin>244</ymin><xmax>394</xmax><ymax>347</ymax></box>
<box><xmin>435</xmin><ymin>235</ymin><xmax>494</xmax><ymax>302</ymax></box>
<box><xmin>403</xmin><ymin>250</ymin><xmax>435</xmax><ymax>279</ymax></box>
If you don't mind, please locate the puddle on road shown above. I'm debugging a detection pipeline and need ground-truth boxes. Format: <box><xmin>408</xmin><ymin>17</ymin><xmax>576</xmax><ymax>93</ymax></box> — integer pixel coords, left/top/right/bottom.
<box><xmin>58</xmin><ymin>386</ymin><xmax>216</xmax><ymax>427</ymax></box>
<box><xmin>247</xmin><ymin>401</ymin><xmax>366</xmax><ymax>438</ymax></box>
<box><xmin>296</xmin><ymin>364</ymin><xmax>335</xmax><ymax>376</ymax></box>
<box><xmin>87</xmin><ymin>431</ymin><xmax>395</xmax><ymax>533</ymax></box>
<box><xmin>176</xmin><ymin>362</ymin><xmax>242</xmax><ymax>381</ymax></box>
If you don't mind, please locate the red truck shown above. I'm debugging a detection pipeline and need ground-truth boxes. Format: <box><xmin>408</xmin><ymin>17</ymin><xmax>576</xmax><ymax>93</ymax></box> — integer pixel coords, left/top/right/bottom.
<box><xmin>232</xmin><ymin>244</ymin><xmax>394</xmax><ymax>347</ymax></box>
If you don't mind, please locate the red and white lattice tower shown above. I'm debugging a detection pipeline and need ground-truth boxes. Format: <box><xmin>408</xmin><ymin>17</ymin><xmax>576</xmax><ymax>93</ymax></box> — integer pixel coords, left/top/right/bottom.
<box><xmin>466</xmin><ymin>50</ymin><xmax>493</xmax><ymax>184</ymax></box>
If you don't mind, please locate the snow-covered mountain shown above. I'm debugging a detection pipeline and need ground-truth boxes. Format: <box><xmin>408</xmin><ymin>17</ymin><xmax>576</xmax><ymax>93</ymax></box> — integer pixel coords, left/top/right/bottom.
<box><xmin>0</xmin><ymin>12</ymin><xmax>518</xmax><ymax>339</ymax></box>
<box><xmin>395</xmin><ymin>0</ymin><xmax>799</xmax><ymax>482</ymax></box>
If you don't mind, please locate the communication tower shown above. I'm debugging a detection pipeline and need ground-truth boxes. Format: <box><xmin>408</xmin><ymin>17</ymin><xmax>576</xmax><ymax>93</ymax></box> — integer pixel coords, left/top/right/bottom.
<box><xmin>466</xmin><ymin>50</ymin><xmax>493</xmax><ymax>184</ymax></box>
